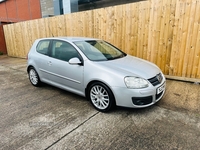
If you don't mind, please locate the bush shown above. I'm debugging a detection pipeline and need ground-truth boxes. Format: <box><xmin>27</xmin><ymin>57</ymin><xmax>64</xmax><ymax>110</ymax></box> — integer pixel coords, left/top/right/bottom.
<box><xmin>0</xmin><ymin>51</ymin><xmax>3</xmax><ymax>55</ymax></box>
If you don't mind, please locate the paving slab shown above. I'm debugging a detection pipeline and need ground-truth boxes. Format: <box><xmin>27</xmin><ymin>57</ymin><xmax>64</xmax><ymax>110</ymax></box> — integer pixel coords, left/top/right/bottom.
<box><xmin>0</xmin><ymin>55</ymin><xmax>200</xmax><ymax>150</ymax></box>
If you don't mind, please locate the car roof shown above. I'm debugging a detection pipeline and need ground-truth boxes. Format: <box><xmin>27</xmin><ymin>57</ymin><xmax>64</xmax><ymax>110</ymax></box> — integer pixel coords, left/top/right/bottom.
<box><xmin>38</xmin><ymin>37</ymin><xmax>100</xmax><ymax>42</ymax></box>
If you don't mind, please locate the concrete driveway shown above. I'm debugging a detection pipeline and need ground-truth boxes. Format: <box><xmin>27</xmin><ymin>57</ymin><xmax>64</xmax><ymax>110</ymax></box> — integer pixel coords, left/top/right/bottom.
<box><xmin>0</xmin><ymin>55</ymin><xmax>200</xmax><ymax>150</ymax></box>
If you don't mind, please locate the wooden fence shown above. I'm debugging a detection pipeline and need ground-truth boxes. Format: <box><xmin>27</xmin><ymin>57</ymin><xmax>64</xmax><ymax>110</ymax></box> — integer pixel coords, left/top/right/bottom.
<box><xmin>3</xmin><ymin>0</ymin><xmax>200</xmax><ymax>79</ymax></box>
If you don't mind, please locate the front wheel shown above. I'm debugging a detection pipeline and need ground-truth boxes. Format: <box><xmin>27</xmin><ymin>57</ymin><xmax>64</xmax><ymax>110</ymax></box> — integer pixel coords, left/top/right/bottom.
<box><xmin>28</xmin><ymin>67</ymin><xmax>41</xmax><ymax>87</ymax></box>
<box><xmin>88</xmin><ymin>82</ymin><xmax>115</xmax><ymax>112</ymax></box>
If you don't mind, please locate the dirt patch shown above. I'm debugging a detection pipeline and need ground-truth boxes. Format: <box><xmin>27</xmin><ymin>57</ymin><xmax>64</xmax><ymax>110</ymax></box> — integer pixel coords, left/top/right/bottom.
<box><xmin>158</xmin><ymin>80</ymin><xmax>200</xmax><ymax>114</ymax></box>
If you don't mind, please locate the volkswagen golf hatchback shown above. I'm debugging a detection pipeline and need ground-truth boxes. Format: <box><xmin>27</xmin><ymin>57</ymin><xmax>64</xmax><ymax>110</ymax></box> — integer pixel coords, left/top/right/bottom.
<box><xmin>27</xmin><ymin>37</ymin><xmax>166</xmax><ymax>112</ymax></box>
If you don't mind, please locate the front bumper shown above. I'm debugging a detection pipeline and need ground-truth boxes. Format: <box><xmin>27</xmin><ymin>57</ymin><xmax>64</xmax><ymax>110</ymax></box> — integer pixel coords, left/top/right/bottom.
<box><xmin>111</xmin><ymin>78</ymin><xmax>166</xmax><ymax>108</ymax></box>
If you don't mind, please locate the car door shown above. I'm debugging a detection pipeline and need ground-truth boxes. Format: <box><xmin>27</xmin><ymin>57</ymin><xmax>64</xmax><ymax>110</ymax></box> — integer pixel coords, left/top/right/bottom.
<box><xmin>47</xmin><ymin>40</ymin><xmax>84</xmax><ymax>95</ymax></box>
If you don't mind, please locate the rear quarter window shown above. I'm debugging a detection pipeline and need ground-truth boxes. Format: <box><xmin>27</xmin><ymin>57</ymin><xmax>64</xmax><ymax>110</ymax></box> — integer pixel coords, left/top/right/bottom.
<box><xmin>36</xmin><ymin>40</ymin><xmax>50</xmax><ymax>55</ymax></box>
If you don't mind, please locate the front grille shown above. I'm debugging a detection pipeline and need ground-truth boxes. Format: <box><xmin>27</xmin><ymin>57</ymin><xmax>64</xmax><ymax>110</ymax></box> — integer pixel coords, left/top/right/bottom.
<box><xmin>148</xmin><ymin>73</ymin><xmax>163</xmax><ymax>86</ymax></box>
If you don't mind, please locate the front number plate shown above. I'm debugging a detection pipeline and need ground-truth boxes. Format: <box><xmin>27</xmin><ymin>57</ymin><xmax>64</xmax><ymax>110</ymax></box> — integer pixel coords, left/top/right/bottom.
<box><xmin>157</xmin><ymin>83</ymin><xmax>165</xmax><ymax>94</ymax></box>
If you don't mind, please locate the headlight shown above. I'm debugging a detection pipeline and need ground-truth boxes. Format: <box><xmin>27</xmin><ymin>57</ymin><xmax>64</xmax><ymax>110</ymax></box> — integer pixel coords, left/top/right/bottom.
<box><xmin>124</xmin><ymin>77</ymin><xmax>149</xmax><ymax>89</ymax></box>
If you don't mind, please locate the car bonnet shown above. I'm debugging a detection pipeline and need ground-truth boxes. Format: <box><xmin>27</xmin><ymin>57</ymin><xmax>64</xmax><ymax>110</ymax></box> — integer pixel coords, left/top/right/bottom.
<box><xmin>97</xmin><ymin>55</ymin><xmax>161</xmax><ymax>79</ymax></box>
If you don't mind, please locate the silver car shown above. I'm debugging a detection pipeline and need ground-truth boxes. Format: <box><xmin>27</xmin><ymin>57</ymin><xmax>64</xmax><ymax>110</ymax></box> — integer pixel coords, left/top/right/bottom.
<box><xmin>27</xmin><ymin>37</ymin><xmax>166</xmax><ymax>112</ymax></box>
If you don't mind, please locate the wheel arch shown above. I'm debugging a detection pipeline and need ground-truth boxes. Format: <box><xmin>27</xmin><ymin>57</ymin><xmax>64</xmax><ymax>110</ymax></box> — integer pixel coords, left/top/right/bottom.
<box><xmin>85</xmin><ymin>80</ymin><xmax>116</xmax><ymax>104</ymax></box>
<box><xmin>27</xmin><ymin>65</ymin><xmax>34</xmax><ymax>73</ymax></box>
<box><xmin>27</xmin><ymin>65</ymin><xmax>40</xmax><ymax>76</ymax></box>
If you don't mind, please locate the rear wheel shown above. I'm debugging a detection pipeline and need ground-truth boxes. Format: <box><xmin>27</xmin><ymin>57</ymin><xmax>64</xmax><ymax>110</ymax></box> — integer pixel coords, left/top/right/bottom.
<box><xmin>88</xmin><ymin>82</ymin><xmax>115</xmax><ymax>112</ymax></box>
<box><xmin>28</xmin><ymin>67</ymin><xmax>41</xmax><ymax>87</ymax></box>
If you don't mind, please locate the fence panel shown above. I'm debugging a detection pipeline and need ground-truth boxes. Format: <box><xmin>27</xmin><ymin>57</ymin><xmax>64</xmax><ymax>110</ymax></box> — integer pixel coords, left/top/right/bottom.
<box><xmin>3</xmin><ymin>0</ymin><xmax>200</xmax><ymax>79</ymax></box>
<box><xmin>170</xmin><ymin>0</ymin><xmax>200</xmax><ymax>78</ymax></box>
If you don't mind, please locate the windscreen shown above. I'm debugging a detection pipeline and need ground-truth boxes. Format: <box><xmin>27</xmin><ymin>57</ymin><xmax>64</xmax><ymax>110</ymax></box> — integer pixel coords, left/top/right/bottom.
<box><xmin>74</xmin><ymin>40</ymin><xmax>126</xmax><ymax>61</ymax></box>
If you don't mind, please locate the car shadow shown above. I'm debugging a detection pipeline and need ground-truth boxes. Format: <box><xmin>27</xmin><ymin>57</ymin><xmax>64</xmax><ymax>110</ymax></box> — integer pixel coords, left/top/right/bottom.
<box><xmin>29</xmin><ymin>82</ymin><xmax>160</xmax><ymax>114</ymax></box>
<box><xmin>112</xmin><ymin>104</ymin><xmax>158</xmax><ymax>114</ymax></box>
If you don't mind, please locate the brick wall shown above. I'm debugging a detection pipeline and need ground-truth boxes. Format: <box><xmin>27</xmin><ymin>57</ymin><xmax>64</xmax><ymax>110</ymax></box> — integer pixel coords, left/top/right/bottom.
<box><xmin>0</xmin><ymin>23</ymin><xmax>7</xmax><ymax>54</ymax></box>
<box><xmin>0</xmin><ymin>0</ymin><xmax>42</xmax><ymax>54</ymax></box>
<box><xmin>0</xmin><ymin>0</ymin><xmax>41</xmax><ymax>22</ymax></box>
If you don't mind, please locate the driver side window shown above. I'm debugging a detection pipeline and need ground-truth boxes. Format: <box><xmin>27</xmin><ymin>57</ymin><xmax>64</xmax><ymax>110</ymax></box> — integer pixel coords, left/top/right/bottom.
<box><xmin>51</xmin><ymin>40</ymin><xmax>80</xmax><ymax>62</ymax></box>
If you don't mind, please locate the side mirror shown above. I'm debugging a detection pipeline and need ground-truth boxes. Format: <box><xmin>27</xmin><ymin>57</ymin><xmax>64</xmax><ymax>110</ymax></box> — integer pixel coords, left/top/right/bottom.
<box><xmin>69</xmin><ymin>57</ymin><xmax>83</xmax><ymax>65</ymax></box>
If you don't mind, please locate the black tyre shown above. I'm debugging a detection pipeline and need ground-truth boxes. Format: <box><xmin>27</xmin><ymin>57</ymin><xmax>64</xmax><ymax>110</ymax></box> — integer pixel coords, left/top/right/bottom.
<box><xmin>28</xmin><ymin>67</ymin><xmax>41</xmax><ymax>87</ymax></box>
<box><xmin>88</xmin><ymin>82</ymin><xmax>115</xmax><ymax>112</ymax></box>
